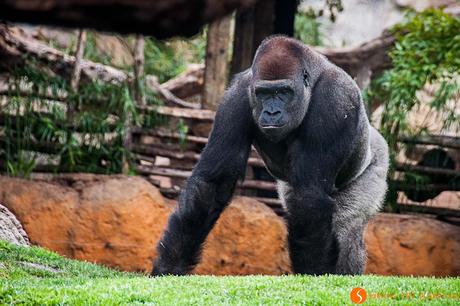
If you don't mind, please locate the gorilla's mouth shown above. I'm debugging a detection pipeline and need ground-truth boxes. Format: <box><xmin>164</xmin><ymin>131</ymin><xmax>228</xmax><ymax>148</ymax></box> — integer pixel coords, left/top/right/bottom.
<box><xmin>260</xmin><ymin>123</ymin><xmax>286</xmax><ymax>129</ymax></box>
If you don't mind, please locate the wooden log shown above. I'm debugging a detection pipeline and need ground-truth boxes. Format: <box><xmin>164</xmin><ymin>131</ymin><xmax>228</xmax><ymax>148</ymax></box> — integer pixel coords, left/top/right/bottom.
<box><xmin>132</xmin><ymin>154</ymin><xmax>156</xmax><ymax>165</ymax></box>
<box><xmin>0</xmin><ymin>74</ymin><xmax>68</xmax><ymax>101</ymax></box>
<box><xmin>136</xmin><ymin>165</ymin><xmax>277</xmax><ymax>191</ymax></box>
<box><xmin>0</xmin><ymin>25</ymin><xmax>127</xmax><ymax>83</ymax></box>
<box><xmin>395</xmin><ymin>163</ymin><xmax>460</xmax><ymax>177</ymax></box>
<box><xmin>252</xmin><ymin>196</ymin><xmax>281</xmax><ymax>205</ymax></box>
<box><xmin>131</xmin><ymin>128</ymin><xmax>209</xmax><ymax>144</ymax></box>
<box><xmin>131</xmin><ymin>143</ymin><xmax>265</xmax><ymax>168</ymax></box>
<box><xmin>132</xmin><ymin>145</ymin><xmax>200</xmax><ymax>162</ymax></box>
<box><xmin>139</xmin><ymin>105</ymin><xmax>215</xmax><ymax>121</ymax></box>
<box><xmin>239</xmin><ymin>179</ymin><xmax>277</xmax><ymax>191</ymax></box>
<box><xmin>131</xmin><ymin>127</ymin><xmax>264</xmax><ymax>156</ymax></box>
<box><xmin>0</xmin><ymin>24</ymin><xmax>197</xmax><ymax>108</ymax></box>
<box><xmin>398</xmin><ymin>134</ymin><xmax>460</xmax><ymax>150</ymax></box>
<box><xmin>392</xmin><ymin>180</ymin><xmax>460</xmax><ymax>192</ymax></box>
<box><xmin>397</xmin><ymin>203</ymin><xmax>460</xmax><ymax>218</ymax></box>
<box><xmin>0</xmin><ymin>0</ymin><xmax>258</xmax><ymax>39</ymax></box>
<box><xmin>145</xmin><ymin>76</ymin><xmax>200</xmax><ymax>109</ymax></box>
<box><xmin>314</xmin><ymin>30</ymin><xmax>396</xmax><ymax>82</ymax></box>
<box><xmin>161</xmin><ymin>64</ymin><xmax>204</xmax><ymax>99</ymax></box>
<box><xmin>136</xmin><ymin>165</ymin><xmax>189</xmax><ymax>179</ymax></box>
<box><xmin>203</xmin><ymin>14</ymin><xmax>232</xmax><ymax>110</ymax></box>
<box><xmin>0</xmin><ymin>136</ymin><xmax>62</xmax><ymax>155</ymax></box>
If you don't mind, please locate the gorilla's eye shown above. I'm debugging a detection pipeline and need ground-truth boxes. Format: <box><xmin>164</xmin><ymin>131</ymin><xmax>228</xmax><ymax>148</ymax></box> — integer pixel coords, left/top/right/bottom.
<box><xmin>303</xmin><ymin>69</ymin><xmax>310</xmax><ymax>87</ymax></box>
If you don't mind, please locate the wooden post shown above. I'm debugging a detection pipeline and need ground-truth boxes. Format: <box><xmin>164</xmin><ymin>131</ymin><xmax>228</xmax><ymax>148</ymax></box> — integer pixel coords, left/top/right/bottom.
<box><xmin>231</xmin><ymin>0</ymin><xmax>297</xmax><ymax>74</ymax></box>
<box><xmin>70</xmin><ymin>29</ymin><xmax>86</xmax><ymax>91</ymax></box>
<box><xmin>202</xmin><ymin>14</ymin><xmax>232</xmax><ymax>110</ymax></box>
<box><xmin>231</xmin><ymin>0</ymin><xmax>275</xmax><ymax>74</ymax></box>
<box><xmin>273</xmin><ymin>0</ymin><xmax>296</xmax><ymax>37</ymax></box>
<box><xmin>252</xmin><ymin>0</ymin><xmax>276</xmax><ymax>50</ymax></box>
<box><xmin>122</xmin><ymin>34</ymin><xmax>145</xmax><ymax>174</ymax></box>
<box><xmin>133</xmin><ymin>34</ymin><xmax>145</xmax><ymax>106</ymax></box>
<box><xmin>231</xmin><ymin>8</ymin><xmax>256</xmax><ymax>75</ymax></box>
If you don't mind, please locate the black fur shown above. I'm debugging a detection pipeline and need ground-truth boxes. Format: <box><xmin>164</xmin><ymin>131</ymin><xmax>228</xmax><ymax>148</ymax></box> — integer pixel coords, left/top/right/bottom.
<box><xmin>152</xmin><ymin>36</ymin><xmax>389</xmax><ymax>276</ymax></box>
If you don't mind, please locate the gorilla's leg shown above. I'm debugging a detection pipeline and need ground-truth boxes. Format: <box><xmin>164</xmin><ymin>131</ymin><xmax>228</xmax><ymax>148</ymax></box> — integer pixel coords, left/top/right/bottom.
<box><xmin>278</xmin><ymin>127</ymin><xmax>388</xmax><ymax>275</ymax></box>
<box><xmin>152</xmin><ymin>176</ymin><xmax>237</xmax><ymax>275</ymax></box>
<box><xmin>279</xmin><ymin>181</ymin><xmax>339</xmax><ymax>274</ymax></box>
<box><xmin>332</xmin><ymin>127</ymin><xmax>389</xmax><ymax>274</ymax></box>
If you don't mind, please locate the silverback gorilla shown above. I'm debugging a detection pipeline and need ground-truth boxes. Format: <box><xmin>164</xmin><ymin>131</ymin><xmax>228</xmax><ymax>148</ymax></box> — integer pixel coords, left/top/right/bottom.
<box><xmin>152</xmin><ymin>36</ymin><xmax>389</xmax><ymax>275</ymax></box>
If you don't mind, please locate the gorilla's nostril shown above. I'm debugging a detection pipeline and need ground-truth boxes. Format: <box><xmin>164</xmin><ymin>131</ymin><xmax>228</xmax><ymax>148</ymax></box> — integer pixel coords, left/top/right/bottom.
<box><xmin>265</xmin><ymin>110</ymin><xmax>281</xmax><ymax>117</ymax></box>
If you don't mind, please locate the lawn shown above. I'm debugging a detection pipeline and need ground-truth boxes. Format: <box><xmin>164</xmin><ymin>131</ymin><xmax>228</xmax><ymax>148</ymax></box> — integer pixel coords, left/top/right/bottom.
<box><xmin>0</xmin><ymin>240</ymin><xmax>458</xmax><ymax>305</ymax></box>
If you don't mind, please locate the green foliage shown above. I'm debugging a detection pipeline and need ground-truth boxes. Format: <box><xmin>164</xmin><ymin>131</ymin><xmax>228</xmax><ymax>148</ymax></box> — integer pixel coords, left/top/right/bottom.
<box><xmin>176</xmin><ymin>119</ymin><xmax>189</xmax><ymax>149</ymax></box>
<box><xmin>1</xmin><ymin>27</ymin><xmax>207</xmax><ymax>177</ymax></box>
<box><xmin>366</xmin><ymin>9</ymin><xmax>460</xmax><ymax>148</ymax></box>
<box><xmin>0</xmin><ymin>58</ymin><xmax>163</xmax><ymax>176</ymax></box>
<box><xmin>364</xmin><ymin>9</ymin><xmax>460</xmax><ymax>209</ymax></box>
<box><xmin>1</xmin><ymin>241</ymin><xmax>459</xmax><ymax>305</ymax></box>
<box><xmin>295</xmin><ymin>10</ymin><xmax>324</xmax><ymax>46</ymax></box>
<box><xmin>144</xmin><ymin>31</ymin><xmax>206</xmax><ymax>83</ymax></box>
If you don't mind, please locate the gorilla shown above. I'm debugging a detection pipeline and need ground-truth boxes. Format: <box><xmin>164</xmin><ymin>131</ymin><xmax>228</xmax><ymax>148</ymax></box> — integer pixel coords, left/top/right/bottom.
<box><xmin>152</xmin><ymin>36</ymin><xmax>389</xmax><ymax>276</ymax></box>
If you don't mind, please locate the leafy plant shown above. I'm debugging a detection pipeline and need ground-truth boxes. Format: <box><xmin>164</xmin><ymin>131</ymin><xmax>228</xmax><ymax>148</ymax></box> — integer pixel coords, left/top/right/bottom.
<box><xmin>0</xmin><ymin>23</ymin><xmax>208</xmax><ymax>178</ymax></box>
<box><xmin>364</xmin><ymin>9</ymin><xmax>460</xmax><ymax>209</ymax></box>
<box><xmin>367</xmin><ymin>9</ymin><xmax>460</xmax><ymax>148</ymax></box>
<box><xmin>1</xmin><ymin>59</ymin><xmax>159</xmax><ymax>176</ymax></box>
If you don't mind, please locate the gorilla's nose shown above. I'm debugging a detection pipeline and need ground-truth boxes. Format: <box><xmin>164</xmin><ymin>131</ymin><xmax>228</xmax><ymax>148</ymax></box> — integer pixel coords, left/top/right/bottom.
<box><xmin>264</xmin><ymin>109</ymin><xmax>282</xmax><ymax>118</ymax></box>
<box><xmin>261</xmin><ymin>108</ymin><xmax>283</xmax><ymax>126</ymax></box>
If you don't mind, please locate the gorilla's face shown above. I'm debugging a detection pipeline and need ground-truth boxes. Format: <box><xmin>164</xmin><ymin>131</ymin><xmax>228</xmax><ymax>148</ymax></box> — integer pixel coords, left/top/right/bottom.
<box><xmin>250</xmin><ymin>73</ymin><xmax>310</xmax><ymax>143</ymax></box>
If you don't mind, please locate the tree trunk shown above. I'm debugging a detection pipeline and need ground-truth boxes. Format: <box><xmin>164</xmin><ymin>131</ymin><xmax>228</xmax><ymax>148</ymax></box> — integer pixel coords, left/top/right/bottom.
<box><xmin>202</xmin><ymin>15</ymin><xmax>232</xmax><ymax>110</ymax></box>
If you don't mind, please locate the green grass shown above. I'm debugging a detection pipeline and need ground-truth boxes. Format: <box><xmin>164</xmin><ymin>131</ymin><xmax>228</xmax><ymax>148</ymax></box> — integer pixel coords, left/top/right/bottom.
<box><xmin>0</xmin><ymin>241</ymin><xmax>459</xmax><ymax>305</ymax></box>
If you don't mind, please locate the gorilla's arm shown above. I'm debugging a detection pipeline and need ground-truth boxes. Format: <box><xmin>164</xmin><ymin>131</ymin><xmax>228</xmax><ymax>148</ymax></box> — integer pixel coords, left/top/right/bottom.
<box><xmin>285</xmin><ymin>69</ymin><xmax>366</xmax><ymax>274</ymax></box>
<box><xmin>152</xmin><ymin>75</ymin><xmax>253</xmax><ymax>276</ymax></box>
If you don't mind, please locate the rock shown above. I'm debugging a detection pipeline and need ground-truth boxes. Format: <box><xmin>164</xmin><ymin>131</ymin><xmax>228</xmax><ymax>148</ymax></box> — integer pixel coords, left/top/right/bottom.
<box><xmin>1</xmin><ymin>175</ymin><xmax>458</xmax><ymax>276</ymax></box>
<box><xmin>0</xmin><ymin>203</ymin><xmax>29</xmax><ymax>246</ymax></box>
<box><xmin>0</xmin><ymin>175</ymin><xmax>290</xmax><ymax>275</ymax></box>
<box><xmin>196</xmin><ymin>196</ymin><xmax>291</xmax><ymax>275</ymax></box>
<box><xmin>364</xmin><ymin>213</ymin><xmax>460</xmax><ymax>276</ymax></box>
<box><xmin>19</xmin><ymin>262</ymin><xmax>61</xmax><ymax>274</ymax></box>
<box><xmin>0</xmin><ymin>176</ymin><xmax>79</xmax><ymax>256</ymax></box>
<box><xmin>71</xmin><ymin>175</ymin><xmax>172</xmax><ymax>272</ymax></box>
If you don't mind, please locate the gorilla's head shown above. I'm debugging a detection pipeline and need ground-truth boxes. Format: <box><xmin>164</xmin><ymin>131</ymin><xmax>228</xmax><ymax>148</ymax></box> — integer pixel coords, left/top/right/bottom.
<box><xmin>249</xmin><ymin>36</ymin><xmax>312</xmax><ymax>143</ymax></box>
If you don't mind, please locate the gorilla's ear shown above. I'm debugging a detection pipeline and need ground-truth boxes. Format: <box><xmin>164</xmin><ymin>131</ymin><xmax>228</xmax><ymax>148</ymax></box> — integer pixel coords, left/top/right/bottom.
<box><xmin>303</xmin><ymin>69</ymin><xmax>311</xmax><ymax>87</ymax></box>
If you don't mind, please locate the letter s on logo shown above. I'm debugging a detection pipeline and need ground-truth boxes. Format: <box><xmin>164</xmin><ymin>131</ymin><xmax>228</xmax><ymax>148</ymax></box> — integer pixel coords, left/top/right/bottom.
<box><xmin>350</xmin><ymin>287</ymin><xmax>367</xmax><ymax>304</ymax></box>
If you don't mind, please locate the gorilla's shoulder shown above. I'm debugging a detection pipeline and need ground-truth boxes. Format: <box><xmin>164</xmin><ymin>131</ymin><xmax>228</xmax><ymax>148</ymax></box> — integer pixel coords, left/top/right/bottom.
<box><xmin>314</xmin><ymin>66</ymin><xmax>362</xmax><ymax>106</ymax></box>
